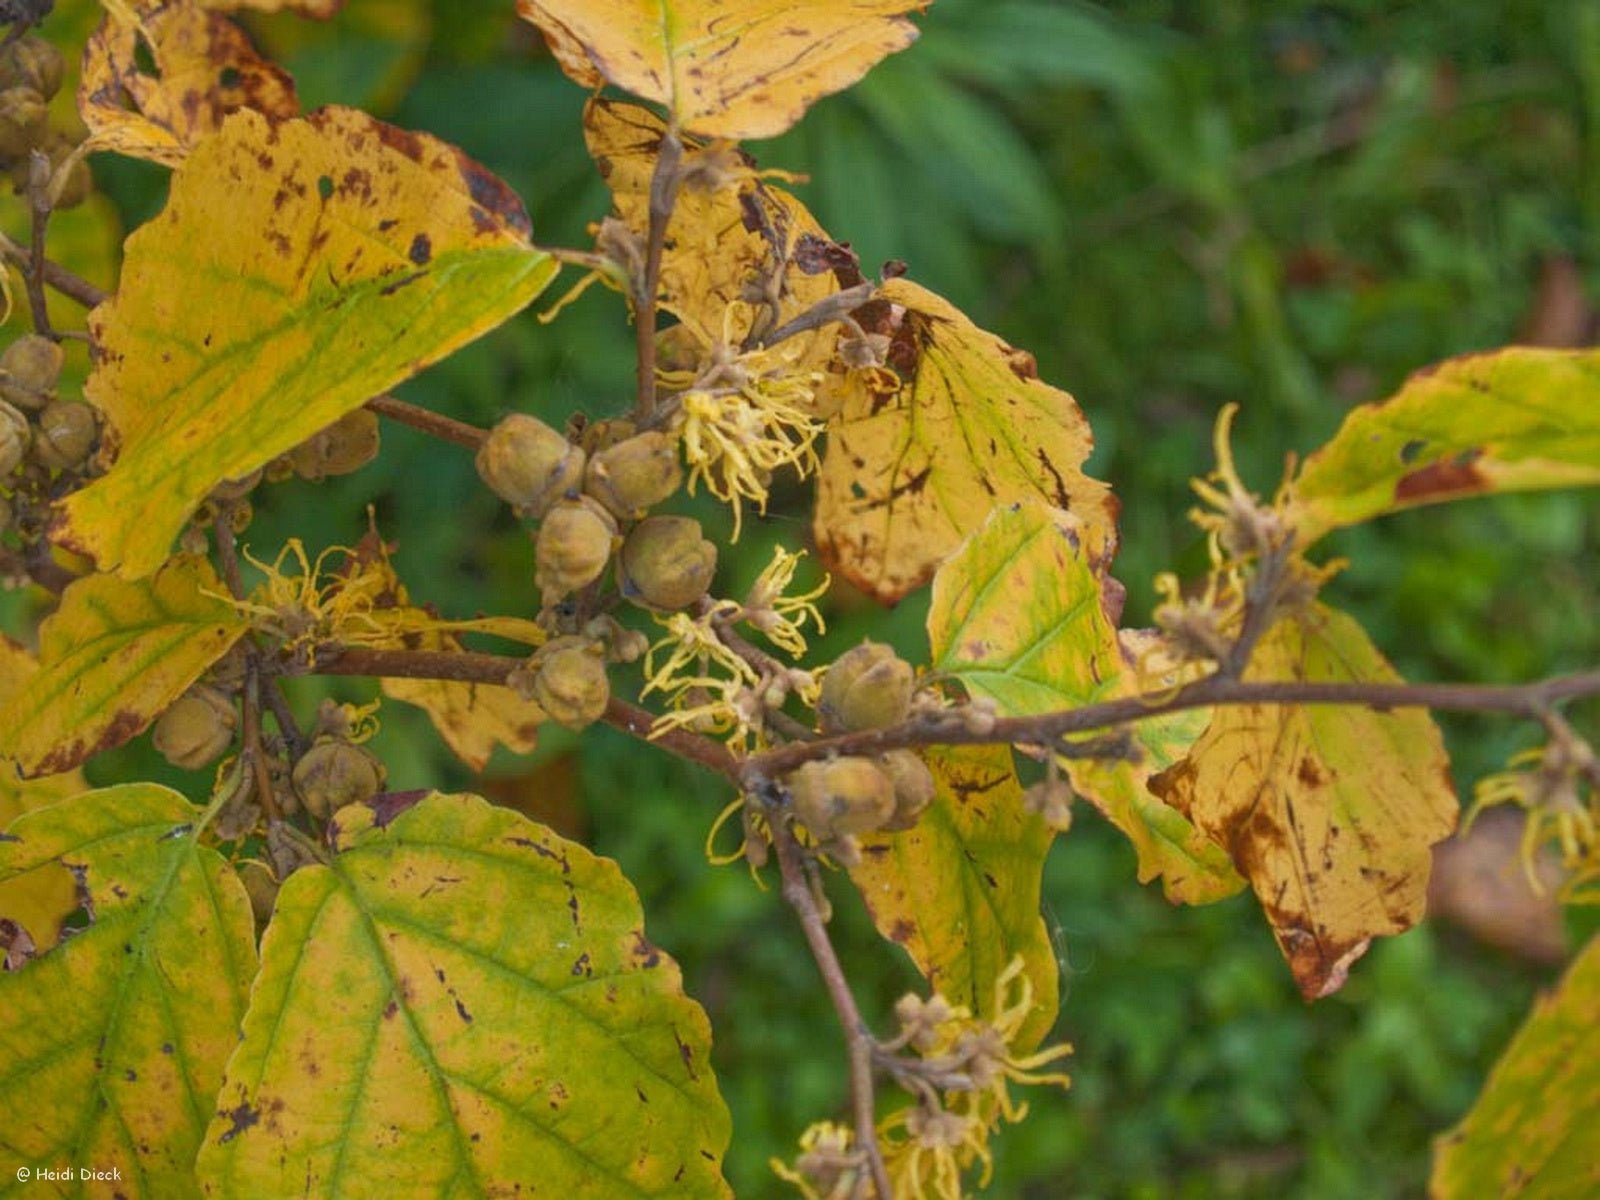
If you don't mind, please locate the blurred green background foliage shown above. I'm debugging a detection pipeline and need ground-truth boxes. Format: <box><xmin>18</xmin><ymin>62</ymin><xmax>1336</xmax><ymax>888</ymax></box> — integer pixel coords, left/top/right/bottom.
<box><xmin>21</xmin><ymin>0</ymin><xmax>1599</xmax><ymax>1194</ymax></box>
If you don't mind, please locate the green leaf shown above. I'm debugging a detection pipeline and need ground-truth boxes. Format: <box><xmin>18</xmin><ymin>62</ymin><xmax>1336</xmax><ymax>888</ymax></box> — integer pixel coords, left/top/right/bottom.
<box><xmin>0</xmin><ymin>556</ymin><xmax>248</xmax><ymax>777</ymax></box>
<box><xmin>0</xmin><ymin>785</ymin><xmax>258</xmax><ymax>1197</ymax></box>
<box><xmin>927</xmin><ymin>502</ymin><xmax>1242</xmax><ymax>903</ymax></box>
<box><xmin>1291</xmin><ymin>347</ymin><xmax>1600</xmax><ymax>544</ymax></box>
<box><xmin>850</xmin><ymin>744</ymin><xmax>1060</xmax><ymax>1052</ymax></box>
<box><xmin>58</xmin><ymin>106</ymin><xmax>559</xmax><ymax>578</ymax></box>
<box><xmin>1432</xmin><ymin>933</ymin><xmax>1600</xmax><ymax>1199</ymax></box>
<box><xmin>196</xmin><ymin>793</ymin><xmax>731</xmax><ymax>1198</ymax></box>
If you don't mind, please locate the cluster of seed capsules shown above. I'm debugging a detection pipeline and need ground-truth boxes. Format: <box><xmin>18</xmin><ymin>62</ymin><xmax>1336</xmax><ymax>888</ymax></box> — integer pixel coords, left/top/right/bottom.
<box><xmin>0</xmin><ymin>334</ymin><xmax>101</xmax><ymax>548</ymax></box>
<box><xmin>0</xmin><ymin>35</ymin><xmax>90</xmax><ymax>209</ymax></box>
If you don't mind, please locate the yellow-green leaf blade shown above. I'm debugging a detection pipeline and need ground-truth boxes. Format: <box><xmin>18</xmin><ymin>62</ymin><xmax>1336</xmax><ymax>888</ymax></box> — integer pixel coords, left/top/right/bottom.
<box><xmin>927</xmin><ymin>502</ymin><xmax>1242</xmax><ymax>904</ymax></box>
<box><xmin>0</xmin><ymin>556</ymin><xmax>248</xmax><ymax>777</ymax></box>
<box><xmin>59</xmin><ymin>106</ymin><xmax>559</xmax><ymax>577</ymax></box>
<box><xmin>0</xmin><ymin>784</ymin><xmax>258</xmax><ymax>1197</ymax></box>
<box><xmin>197</xmin><ymin>793</ymin><xmax>731</xmax><ymax>1198</ymax></box>
<box><xmin>1150</xmin><ymin>605</ymin><xmax>1458</xmax><ymax>999</ymax></box>
<box><xmin>817</xmin><ymin>280</ymin><xmax>1118</xmax><ymax>603</ymax></box>
<box><xmin>1431</xmin><ymin>933</ymin><xmax>1600</xmax><ymax>1199</ymax></box>
<box><xmin>1291</xmin><ymin>347</ymin><xmax>1600</xmax><ymax>544</ymax></box>
<box><xmin>519</xmin><ymin>0</ymin><xmax>926</xmax><ymax>139</ymax></box>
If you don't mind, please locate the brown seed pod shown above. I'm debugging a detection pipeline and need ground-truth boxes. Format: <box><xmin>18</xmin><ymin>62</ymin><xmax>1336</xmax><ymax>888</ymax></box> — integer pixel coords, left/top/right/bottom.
<box><xmin>616</xmin><ymin>515</ymin><xmax>717</xmax><ymax>612</ymax></box>
<box><xmin>477</xmin><ymin>412</ymin><xmax>586</xmax><ymax>517</ymax></box>
<box><xmin>292</xmin><ymin>739</ymin><xmax>386</xmax><ymax>820</ymax></box>
<box><xmin>152</xmin><ymin>685</ymin><xmax>237</xmax><ymax>770</ymax></box>
<box><xmin>818</xmin><ymin>642</ymin><xmax>914</xmax><ymax>734</ymax></box>
<box><xmin>0</xmin><ymin>399</ymin><xmax>32</xmax><ymax>477</ymax></box>
<box><xmin>211</xmin><ymin>468</ymin><xmax>263</xmax><ymax>502</ymax></box>
<box><xmin>0</xmin><ymin>333</ymin><xmax>62</xmax><ymax>411</ymax></box>
<box><xmin>0</xmin><ymin>85</ymin><xmax>46</xmax><ymax>159</ymax></box>
<box><xmin>879</xmin><ymin>749</ymin><xmax>936</xmax><ymax>831</ymax></box>
<box><xmin>787</xmin><ymin>757</ymin><xmax>897</xmax><ymax>839</ymax></box>
<box><xmin>289</xmin><ymin>408</ymin><xmax>380</xmax><ymax>480</ymax></box>
<box><xmin>0</xmin><ymin>37</ymin><xmax>64</xmax><ymax>100</ymax></box>
<box><xmin>31</xmin><ymin>399</ymin><xmax>97</xmax><ymax>470</ymax></box>
<box><xmin>535</xmin><ymin>496</ymin><xmax>616</xmax><ymax>602</ymax></box>
<box><xmin>584</xmin><ymin>430</ymin><xmax>683</xmax><ymax>519</ymax></box>
<box><xmin>529</xmin><ymin>636</ymin><xmax>610</xmax><ymax>731</ymax></box>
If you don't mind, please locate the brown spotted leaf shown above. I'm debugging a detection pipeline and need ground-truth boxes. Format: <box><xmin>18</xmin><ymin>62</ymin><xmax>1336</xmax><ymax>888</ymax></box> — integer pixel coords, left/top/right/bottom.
<box><xmin>1291</xmin><ymin>347</ymin><xmax>1600</xmax><ymax>544</ymax></box>
<box><xmin>0</xmin><ymin>557</ymin><xmax>248</xmax><ymax>778</ymax></box>
<box><xmin>519</xmin><ymin>0</ymin><xmax>926</xmax><ymax>139</ymax></box>
<box><xmin>57</xmin><ymin>106</ymin><xmax>558</xmax><ymax>578</ymax></box>
<box><xmin>81</xmin><ymin>2</ymin><xmax>299</xmax><ymax>166</ymax></box>
<box><xmin>382</xmin><ymin>657</ymin><xmax>547</xmax><ymax>773</ymax></box>
<box><xmin>196</xmin><ymin>792</ymin><xmax>731</xmax><ymax>1197</ymax></box>
<box><xmin>1150</xmin><ymin>605</ymin><xmax>1458</xmax><ymax>999</ymax></box>
<box><xmin>816</xmin><ymin>278</ymin><xmax>1117</xmax><ymax>603</ymax></box>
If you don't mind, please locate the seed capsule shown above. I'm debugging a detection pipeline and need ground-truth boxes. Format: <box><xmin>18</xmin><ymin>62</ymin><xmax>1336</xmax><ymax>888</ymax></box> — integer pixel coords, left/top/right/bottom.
<box><xmin>787</xmin><ymin>757</ymin><xmax>897</xmax><ymax>839</ymax></box>
<box><xmin>477</xmin><ymin>412</ymin><xmax>585</xmax><ymax>517</ymax></box>
<box><xmin>616</xmin><ymin>515</ymin><xmax>716</xmax><ymax>612</ymax></box>
<box><xmin>818</xmin><ymin>642</ymin><xmax>914</xmax><ymax>734</ymax></box>
<box><xmin>31</xmin><ymin>399</ymin><xmax>97</xmax><ymax>470</ymax></box>
<box><xmin>289</xmin><ymin>408</ymin><xmax>380</xmax><ymax>480</ymax></box>
<box><xmin>529</xmin><ymin>637</ymin><xmax>610</xmax><ymax>731</ymax></box>
<box><xmin>0</xmin><ymin>334</ymin><xmax>62</xmax><ymax>411</ymax></box>
<box><xmin>584</xmin><ymin>430</ymin><xmax>683</xmax><ymax>519</ymax></box>
<box><xmin>535</xmin><ymin>496</ymin><xmax>616</xmax><ymax>602</ymax></box>
<box><xmin>0</xmin><ymin>38</ymin><xmax>64</xmax><ymax>99</ymax></box>
<box><xmin>237</xmin><ymin>860</ymin><xmax>279</xmax><ymax>927</ymax></box>
<box><xmin>0</xmin><ymin>399</ymin><xmax>32</xmax><ymax>477</ymax></box>
<box><xmin>0</xmin><ymin>86</ymin><xmax>46</xmax><ymax>159</ymax></box>
<box><xmin>152</xmin><ymin>685</ymin><xmax>237</xmax><ymax>770</ymax></box>
<box><xmin>879</xmin><ymin>749</ymin><xmax>936</xmax><ymax>831</ymax></box>
<box><xmin>292</xmin><ymin>740</ymin><xmax>386</xmax><ymax>820</ymax></box>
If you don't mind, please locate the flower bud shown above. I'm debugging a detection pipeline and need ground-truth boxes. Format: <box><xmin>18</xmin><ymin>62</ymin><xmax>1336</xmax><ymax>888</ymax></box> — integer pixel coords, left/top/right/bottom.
<box><xmin>292</xmin><ymin>739</ymin><xmax>385</xmax><ymax>820</ymax></box>
<box><xmin>289</xmin><ymin>408</ymin><xmax>380</xmax><ymax>480</ymax></box>
<box><xmin>527</xmin><ymin>636</ymin><xmax>610</xmax><ymax>731</ymax></box>
<box><xmin>535</xmin><ymin>496</ymin><xmax>616</xmax><ymax>602</ymax></box>
<box><xmin>0</xmin><ymin>38</ymin><xmax>64</xmax><ymax>100</ymax></box>
<box><xmin>0</xmin><ymin>333</ymin><xmax>62</xmax><ymax>411</ymax></box>
<box><xmin>616</xmin><ymin>515</ymin><xmax>716</xmax><ymax>612</ymax></box>
<box><xmin>818</xmin><ymin>642</ymin><xmax>914</xmax><ymax>734</ymax></box>
<box><xmin>879</xmin><ymin>749</ymin><xmax>935</xmax><ymax>831</ymax></box>
<box><xmin>31</xmin><ymin>399</ymin><xmax>97</xmax><ymax>470</ymax></box>
<box><xmin>477</xmin><ymin>412</ymin><xmax>585</xmax><ymax>517</ymax></box>
<box><xmin>787</xmin><ymin>757</ymin><xmax>897</xmax><ymax>839</ymax></box>
<box><xmin>584</xmin><ymin>430</ymin><xmax>683</xmax><ymax>518</ymax></box>
<box><xmin>152</xmin><ymin>685</ymin><xmax>237</xmax><ymax>770</ymax></box>
<box><xmin>0</xmin><ymin>86</ymin><xmax>46</xmax><ymax>159</ymax></box>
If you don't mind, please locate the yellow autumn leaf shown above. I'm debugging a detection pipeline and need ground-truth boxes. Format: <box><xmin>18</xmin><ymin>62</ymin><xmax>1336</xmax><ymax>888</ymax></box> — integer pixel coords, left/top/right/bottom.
<box><xmin>80</xmin><ymin>1</ymin><xmax>300</xmax><ymax>165</ymax></box>
<box><xmin>851</xmin><ymin>744</ymin><xmax>1060</xmax><ymax>1052</ymax></box>
<box><xmin>382</xmin><ymin>670</ymin><xmax>547</xmax><ymax>772</ymax></box>
<box><xmin>0</xmin><ymin>784</ymin><xmax>257</xmax><ymax>1196</ymax></box>
<box><xmin>0</xmin><ymin>556</ymin><xmax>248</xmax><ymax>778</ymax></box>
<box><xmin>57</xmin><ymin>106</ymin><xmax>558</xmax><ymax>578</ymax></box>
<box><xmin>197</xmin><ymin>792</ymin><xmax>731</xmax><ymax>1197</ymax></box>
<box><xmin>816</xmin><ymin>278</ymin><xmax>1119</xmax><ymax>603</ymax></box>
<box><xmin>1150</xmin><ymin>604</ymin><xmax>1458</xmax><ymax>999</ymax></box>
<box><xmin>520</xmin><ymin>0</ymin><xmax>927</xmax><ymax>139</ymax></box>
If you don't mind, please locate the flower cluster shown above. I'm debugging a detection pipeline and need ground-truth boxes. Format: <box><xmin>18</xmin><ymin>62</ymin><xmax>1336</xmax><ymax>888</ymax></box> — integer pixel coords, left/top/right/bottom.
<box><xmin>217</xmin><ymin>540</ymin><xmax>394</xmax><ymax>666</ymax></box>
<box><xmin>1471</xmin><ymin>727</ymin><xmax>1600</xmax><ymax>901</ymax></box>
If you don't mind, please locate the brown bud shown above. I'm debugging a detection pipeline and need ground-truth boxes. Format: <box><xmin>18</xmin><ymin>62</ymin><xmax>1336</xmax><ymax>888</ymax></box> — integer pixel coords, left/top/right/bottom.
<box><xmin>1022</xmin><ymin>776</ymin><xmax>1073</xmax><ymax>831</ymax></box>
<box><xmin>818</xmin><ymin>642</ymin><xmax>914</xmax><ymax>734</ymax></box>
<box><xmin>289</xmin><ymin>408</ymin><xmax>380</xmax><ymax>480</ymax></box>
<box><xmin>31</xmin><ymin>399</ymin><xmax>97</xmax><ymax>470</ymax></box>
<box><xmin>527</xmin><ymin>636</ymin><xmax>610</xmax><ymax>732</ymax></box>
<box><xmin>152</xmin><ymin>685</ymin><xmax>237</xmax><ymax>770</ymax></box>
<box><xmin>292</xmin><ymin>739</ymin><xmax>385</xmax><ymax>820</ymax></box>
<box><xmin>787</xmin><ymin>757</ymin><xmax>897</xmax><ymax>839</ymax></box>
<box><xmin>535</xmin><ymin>496</ymin><xmax>616</xmax><ymax>602</ymax></box>
<box><xmin>879</xmin><ymin>749</ymin><xmax>935</xmax><ymax>831</ymax></box>
<box><xmin>477</xmin><ymin>412</ymin><xmax>585</xmax><ymax>517</ymax></box>
<box><xmin>0</xmin><ymin>86</ymin><xmax>46</xmax><ymax>159</ymax></box>
<box><xmin>211</xmin><ymin>468</ymin><xmax>263</xmax><ymax>502</ymax></box>
<box><xmin>0</xmin><ymin>399</ymin><xmax>29</xmax><ymax>476</ymax></box>
<box><xmin>0</xmin><ymin>38</ymin><xmax>64</xmax><ymax>100</ymax></box>
<box><xmin>0</xmin><ymin>333</ymin><xmax>62</xmax><ymax>411</ymax></box>
<box><xmin>616</xmin><ymin>515</ymin><xmax>716</xmax><ymax>612</ymax></box>
<box><xmin>584</xmin><ymin>430</ymin><xmax>683</xmax><ymax>518</ymax></box>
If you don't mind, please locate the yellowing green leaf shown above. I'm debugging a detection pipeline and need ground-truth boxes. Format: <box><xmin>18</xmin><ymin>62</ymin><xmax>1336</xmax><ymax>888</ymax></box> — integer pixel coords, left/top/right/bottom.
<box><xmin>0</xmin><ymin>556</ymin><xmax>248</xmax><ymax>777</ymax></box>
<box><xmin>0</xmin><ymin>784</ymin><xmax>257</xmax><ymax>1196</ymax></box>
<box><xmin>816</xmin><ymin>279</ymin><xmax>1117</xmax><ymax>603</ymax></box>
<box><xmin>1291</xmin><ymin>347</ymin><xmax>1600</xmax><ymax>544</ymax></box>
<box><xmin>851</xmin><ymin>745</ymin><xmax>1059</xmax><ymax>1052</ymax></box>
<box><xmin>81</xmin><ymin>3</ymin><xmax>300</xmax><ymax>165</ymax></box>
<box><xmin>520</xmin><ymin>0</ymin><xmax>926</xmax><ymax>139</ymax></box>
<box><xmin>58</xmin><ymin>106</ymin><xmax>558</xmax><ymax>578</ymax></box>
<box><xmin>1431</xmin><ymin>933</ymin><xmax>1600</xmax><ymax>1200</ymax></box>
<box><xmin>197</xmin><ymin>792</ymin><xmax>731</xmax><ymax>1197</ymax></box>
<box><xmin>927</xmin><ymin>502</ymin><xmax>1241</xmax><ymax>903</ymax></box>
<box><xmin>1151</xmin><ymin>605</ymin><xmax>1458</xmax><ymax>999</ymax></box>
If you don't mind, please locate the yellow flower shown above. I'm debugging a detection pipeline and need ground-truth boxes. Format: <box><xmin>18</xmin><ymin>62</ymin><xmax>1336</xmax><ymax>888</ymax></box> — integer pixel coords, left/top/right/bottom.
<box><xmin>218</xmin><ymin>539</ymin><xmax>392</xmax><ymax>665</ymax></box>
<box><xmin>771</xmin><ymin>1122</ymin><xmax>867</xmax><ymax>1200</ymax></box>
<box><xmin>1471</xmin><ymin>736</ymin><xmax>1599</xmax><ymax>899</ymax></box>
<box><xmin>739</xmin><ymin>546</ymin><xmax>830</xmax><ymax>659</ymax></box>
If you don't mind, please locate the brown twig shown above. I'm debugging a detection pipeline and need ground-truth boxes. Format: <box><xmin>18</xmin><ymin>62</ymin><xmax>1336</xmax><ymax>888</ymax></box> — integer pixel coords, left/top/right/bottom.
<box><xmin>242</xmin><ymin>658</ymin><xmax>284</xmax><ymax>824</ymax></box>
<box><xmin>365</xmin><ymin>394</ymin><xmax>487</xmax><ymax>450</ymax></box>
<box><xmin>634</xmin><ymin>129</ymin><xmax>684</xmax><ymax>422</ymax></box>
<box><xmin>0</xmin><ymin>231</ymin><xmax>110</xmax><ymax>310</ymax></box>
<box><xmin>25</xmin><ymin>151</ymin><xmax>53</xmax><ymax>338</ymax></box>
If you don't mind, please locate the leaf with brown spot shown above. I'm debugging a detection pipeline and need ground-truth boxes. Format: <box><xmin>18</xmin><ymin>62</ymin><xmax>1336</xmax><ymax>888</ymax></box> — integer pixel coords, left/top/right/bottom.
<box><xmin>1291</xmin><ymin>347</ymin><xmax>1600</xmax><ymax>544</ymax></box>
<box><xmin>57</xmin><ymin>106</ymin><xmax>558</xmax><ymax>578</ymax></box>
<box><xmin>382</xmin><ymin>662</ymin><xmax>547</xmax><ymax>773</ymax></box>
<box><xmin>816</xmin><ymin>279</ymin><xmax>1117</xmax><ymax>603</ymax></box>
<box><xmin>81</xmin><ymin>2</ymin><xmax>299</xmax><ymax>166</ymax></box>
<box><xmin>520</xmin><ymin>0</ymin><xmax>926</xmax><ymax>139</ymax></box>
<box><xmin>1150</xmin><ymin>605</ymin><xmax>1457</xmax><ymax>999</ymax></box>
<box><xmin>0</xmin><ymin>785</ymin><xmax>257</xmax><ymax>1195</ymax></box>
<box><xmin>0</xmin><ymin>557</ymin><xmax>248</xmax><ymax>778</ymax></box>
<box><xmin>850</xmin><ymin>745</ymin><xmax>1059</xmax><ymax>1052</ymax></box>
<box><xmin>1431</xmin><ymin>932</ymin><xmax>1600</xmax><ymax>1199</ymax></box>
<box><xmin>197</xmin><ymin>793</ymin><xmax>730</xmax><ymax>1197</ymax></box>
